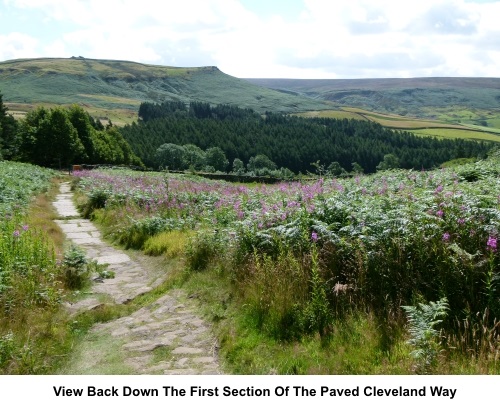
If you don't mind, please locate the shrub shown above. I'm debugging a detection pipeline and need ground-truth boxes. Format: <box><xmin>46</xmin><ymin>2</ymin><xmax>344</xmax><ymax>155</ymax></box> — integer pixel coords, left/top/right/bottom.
<box><xmin>81</xmin><ymin>189</ymin><xmax>110</xmax><ymax>218</ymax></box>
<box><xmin>186</xmin><ymin>231</ymin><xmax>225</xmax><ymax>272</ymax></box>
<box><xmin>62</xmin><ymin>244</ymin><xmax>90</xmax><ymax>290</ymax></box>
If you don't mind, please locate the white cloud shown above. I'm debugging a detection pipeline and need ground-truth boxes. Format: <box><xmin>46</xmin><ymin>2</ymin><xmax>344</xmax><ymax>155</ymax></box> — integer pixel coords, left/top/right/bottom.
<box><xmin>1</xmin><ymin>0</ymin><xmax>500</xmax><ymax>78</ymax></box>
<box><xmin>0</xmin><ymin>32</ymin><xmax>39</xmax><ymax>61</ymax></box>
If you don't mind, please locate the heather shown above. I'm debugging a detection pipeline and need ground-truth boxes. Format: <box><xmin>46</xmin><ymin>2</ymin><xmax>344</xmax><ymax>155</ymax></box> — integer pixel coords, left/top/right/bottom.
<box><xmin>75</xmin><ymin>152</ymin><xmax>500</xmax><ymax>373</ymax></box>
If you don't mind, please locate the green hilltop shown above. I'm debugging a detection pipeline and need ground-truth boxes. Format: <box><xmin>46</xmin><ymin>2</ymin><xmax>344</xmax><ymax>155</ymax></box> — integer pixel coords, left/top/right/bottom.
<box><xmin>245</xmin><ymin>77</ymin><xmax>500</xmax><ymax>121</ymax></box>
<box><xmin>0</xmin><ymin>57</ymin><xmax>331</xmax><ymax>118</ymax></box>
<box><xmin>2</xmin><ymin>57</ymin><xmax>500</xmax><ymax>140</ymax></box>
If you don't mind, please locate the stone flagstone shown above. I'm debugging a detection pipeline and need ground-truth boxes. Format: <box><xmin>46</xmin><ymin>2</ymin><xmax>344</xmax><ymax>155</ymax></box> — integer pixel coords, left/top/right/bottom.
<box><xmin>54</xmin><ymin>182</ymin><xmax>221</xmax><ymax>375</ymax></box>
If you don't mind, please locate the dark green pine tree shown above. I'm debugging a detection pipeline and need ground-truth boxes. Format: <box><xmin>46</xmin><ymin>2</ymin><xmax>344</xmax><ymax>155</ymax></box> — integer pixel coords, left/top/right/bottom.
<box><xmin>67</xmin><ymin>105</ymin><xmax>95</xmax><ymax>163</ymax></box>
<box><xmin>0</xmin><ymin>92</ymin><xmax>19</xmax><ymax>160</ymax></box>
<box><xmin>18</xmin><ymin>107</ymin><xmax>84</xmax><ymax>168</ymax></box>
<box><xmin>40</xmin><ymin>107</ymin><xmax>85</xmax><ymax>168</ymax></box>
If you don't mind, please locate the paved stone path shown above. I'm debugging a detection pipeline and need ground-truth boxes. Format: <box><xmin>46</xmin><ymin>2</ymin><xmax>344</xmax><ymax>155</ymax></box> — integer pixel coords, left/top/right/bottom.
<box><xmin>53</xmin><ymin>182</ymin><xmax>221</xmax><ymax>374</ymax></box>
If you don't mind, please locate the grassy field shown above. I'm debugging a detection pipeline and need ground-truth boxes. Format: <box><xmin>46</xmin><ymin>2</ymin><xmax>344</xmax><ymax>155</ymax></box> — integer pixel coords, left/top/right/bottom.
<box><xmin>0</xmin><ymin>57</ymin><xmax>197</xmax><ymax>79</ymax></box>
<box><xmin>343</xmin><ymin>107</ymin><xmax>466</xmax><ymax>128</ymax></box>
<box><xmin>246</xmin><ymin>77</ymin><xmax>500</xmax><ymax>118</ymax></box>
<box><xmin>296</xmin><ymin>109</ymin><xmax>368</xmax><ymax>120</ymax></box>
<box><xmin>412</xmin><ymin>128</ymin><xmax>500</xmax><ymax>142</ymax></box>
<box><xmin>0</xmin><ymin>57</ymin><xmax>332</xmax><ymax>116</ymax></box>
<box><xmin>0</xmin><ymin>162</ymin><xmax>66</xmax><ymax>374</ymax></box>
<box><xmin>7</xmin><ymin>102</ymin><xmax>140</xmax><ymax>126</ymax></box>
<box><xmin>297</xmin><ymin>107</ymin><xmax>500</xmax><ymax>143</ymax></box>
<box><xmin>3</xmin><ymin>57</ymin><xmax>500</xmax><ymax>140</ymax></box>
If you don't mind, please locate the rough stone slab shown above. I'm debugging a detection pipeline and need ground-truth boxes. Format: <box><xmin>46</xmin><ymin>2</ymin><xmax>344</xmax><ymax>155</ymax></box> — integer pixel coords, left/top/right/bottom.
<box><xmin>172</xmin><ymin>347</ymin><xmax>204</xmax><ymax>355</ymax></box>
<box><xmin>95</xmin><ymin>253</ymin><xmax>131</xmax><ymax>265</ymax></box>
<box><xmin>193</xmin><ymin>357</ymin><xmax>216</xmax><ymax>364</ymax></box>
<box><xmin>163</xmin><ymin>369</ymin><xmax>198</xmax><ymax>375</ymax></box>
<box><xmin>111</xmin><ymin>327</ymin><xmax>131</xmax><ymax>337</ymax></box>
<box><xmin>57</xmin><ymin>225</ymin><xmax>98</xmax><ymax>233</ymax></box>
<box><xmin>122</xmin><ymin>340</ymin><xmax>172</xmax><ymax>352</ymax></box>
<box><xmin>130</xmin><ymin>325</ymin><xmax>151</xmax><ymax>335</ymax></box>
<box><xmin>71</xmin><ymin>237</ymin><xmax>106</xmax><ymax>246</ymax></box>
<box><xmin>63</xmin><ymin>298</ymin><xmax>102</xmax><ymax>314</ymax></box>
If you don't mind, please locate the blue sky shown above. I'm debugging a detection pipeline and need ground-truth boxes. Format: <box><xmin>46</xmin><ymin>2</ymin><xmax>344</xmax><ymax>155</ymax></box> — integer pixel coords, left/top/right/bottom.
<box><xmin>1</xmin><ymin>0</ymin><xmax>500</xmax><ymax>78</ymax></box>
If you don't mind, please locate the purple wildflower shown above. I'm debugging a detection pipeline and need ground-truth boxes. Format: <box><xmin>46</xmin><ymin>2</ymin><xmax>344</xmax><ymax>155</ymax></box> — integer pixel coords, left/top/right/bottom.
<box><xmin>311</xmin><ymin>232</ymin><xmax>318</xmax><ymax>242</ymax></box>
<box><xmin>442</xmin><ymin>232</ymin><xmax>450</xmax><ymax>242</ymax></box>
<box><xmin>12</xmin><ymin>230</ymin><xmax>20</xmax><ymax>238</ymax></box>
<box><xmin>436</xmin><ymin>210</ymin><xmax>444</xmax><ymax>218</ymax></box>
<box><xmin>22</xmin><ymin>225</ymin><xmax>29</xmax><ymax>231</ymax></box>
<box><xmin>487</xmin><ymin>236</ymin><xmax>497</xmax><ymax>252</ymax></box>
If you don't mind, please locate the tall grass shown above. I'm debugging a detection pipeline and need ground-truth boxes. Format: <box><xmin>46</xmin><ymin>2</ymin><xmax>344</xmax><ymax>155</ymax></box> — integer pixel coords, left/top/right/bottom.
<box><xmin>143</xmin><ymin>230</ymin><xmax>194</xmax><ymax>257</ymax></box>
<box><xmin>0</xmin><ymin>162</ymin><xmax>65</xmax><ymax>373</ymax></box>
<box><xmin>0</xmin><ymin>162</ymin><xmax>98</xmax><ymax>374</ymax></box>
<box><xmin>74</xmin><ymin>155</ymin><xmax>500</xmax><ymax>373</ymax></box>
<box><xmin>0</xmin><ymin>214</ymin><xmax>60</xmax><ymax>310</ymax></box>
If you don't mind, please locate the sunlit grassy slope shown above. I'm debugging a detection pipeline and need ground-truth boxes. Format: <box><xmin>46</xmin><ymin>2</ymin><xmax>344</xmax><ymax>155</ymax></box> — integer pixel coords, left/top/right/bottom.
<box><xmin>246</xmin><ymin>77</ymin><xmax>500</xmax><ymax>112</ymax></box>
<box><xmin>0</xmin><ymin>57</ymin><xmax>331</xmax><ymax>118</ymax></box>
<box><xmin>248</xmin><ymin>77</ymin><xmax>500</xmax><ymax>132</ymax></box>
<box><xmin>3</xmin><ymin>58</ymin><xmax>500</xmax><ymax>142</ymax></box>
<box><xmin>296</xmin><ymin>107</ymin><xmax>500</xmax><ymax>143</ymax></box>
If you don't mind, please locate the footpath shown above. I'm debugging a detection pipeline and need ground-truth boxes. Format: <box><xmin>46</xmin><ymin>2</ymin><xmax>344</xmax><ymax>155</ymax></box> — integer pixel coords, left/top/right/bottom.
<box><xmin>52</xmin><ymin>182</ymin><xmax>221</xmax><ymax>374</ymax></box>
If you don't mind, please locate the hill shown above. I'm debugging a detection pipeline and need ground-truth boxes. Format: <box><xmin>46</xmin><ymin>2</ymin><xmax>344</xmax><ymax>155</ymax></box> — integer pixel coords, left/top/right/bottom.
<box><xmin>0</xmin><ymin>57</ymin><xmax>331</xmax><ymax>122</ymax></box>
<box><xmin>245</xmin><ymin>77</ymin><xmax>500</xmax><ymax>125</ymax></box>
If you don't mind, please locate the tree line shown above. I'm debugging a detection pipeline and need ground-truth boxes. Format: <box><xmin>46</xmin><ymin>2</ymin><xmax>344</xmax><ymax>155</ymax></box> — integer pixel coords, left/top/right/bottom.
<box><xmin>120</xmin><ymin>101</ymin><xmax>492</xmax><ymax>173</ymax></box>
<box><xmin>1</xmin><ymin>95</ymin><xmax>493</xmax><ymax>174</ymax></box>
<box><xmin>0</xmin><ymin>93</ymin><xmax>143</xmax><ymax>168</ymax></box>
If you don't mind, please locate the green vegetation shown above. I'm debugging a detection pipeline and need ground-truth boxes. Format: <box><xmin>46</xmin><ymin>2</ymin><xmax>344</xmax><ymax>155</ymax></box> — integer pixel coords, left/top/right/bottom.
<box><xmin>0</xmin><ymin>58</ymin><xmax>330</xmax><ymax>115</ymax></box>
<box><xmin>294</xmin><ymin>109</ymin><xmax>367</xmax><ymax>121</ymax></box>
<box><xmin>247</xmin><ymin>77</ymin><xmax>500</xmax><ymax>120</ymax></box>
<box><xmin>0</xmin><ymin>93</ymin><xmax>17</xmax><ymax>160</ymax></box>
<box><xmin>74</xmin><ymin>151</ymin><xmax>500</xmax><ymax>373</ymax></box>
<box><xmin>412</xmin><ymin>128</ymin><xmax>500</xmax><ymax>143</ymax></box>
<box><xmin>402</xmin><ymin>298</ymin><xmax>449</xmax><ymax>375</ymax></box>
<box><xmin>1</xmin><ymin>100</ymin><xmax>143</xmax><ymax>168</ymax></box>
<box><xmin>0</xmin><ymin>161</ymin><xmax>126</xmax><ymax>374</ymax></box>
<box><xmin>121</xmin><ymin>101</ymin><xmax>491</xmax><ymax>173</ymax></box>
<box><xmin>2</xmin><ymin>57</ymin><xmax>500</xmax><ymax>375</ymax></box>
<box><xmin>0</xmin><ymin>162</ymin><xmax>67</xmax><ymax>373</ymax></box>
<box><xmin>297</xmin><ymin>107</ymin><xmax>500</xmax><ymax>143</ymax></box>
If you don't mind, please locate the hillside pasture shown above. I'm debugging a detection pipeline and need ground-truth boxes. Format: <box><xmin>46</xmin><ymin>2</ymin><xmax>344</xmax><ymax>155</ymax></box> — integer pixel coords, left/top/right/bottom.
<box><xmin>412</xmin><ymin>127</ymin><xmax>500</xmax><ymax>142</ymax></box>
<box><xmin>0</xmin><ymin>57</ymin><xmax>196</xmax><ymax>80</ymax></box>
<box><xmin>0</xmin><ymin>58</ymin><xmax>332</xmax><ymax>115</ymax></box>
<box><xmin>6</xmin><ymin>101</ymin><xmax>138</xmax><ymax>126</ymax></box>
<box><xmin>295</xmin><ymin>109</ymin><xmax>368</xmax><ymax>120</ymax></box>
<box><xmin>298</xmin><ymin>107</ymin><xmax>500</xmax><ymax>143</ymax></box>
<box><xmin>343</xmin><ymin>107</ymin><xmax>465</xmax><ymax>128</ymax></box>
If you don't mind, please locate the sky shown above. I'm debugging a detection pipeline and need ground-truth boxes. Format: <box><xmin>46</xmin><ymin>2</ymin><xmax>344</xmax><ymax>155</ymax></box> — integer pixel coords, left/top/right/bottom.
<box><xmin>0</xmin><ymin>0</ymin><xmax>499</xmax><ymax>79</ymax></box>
